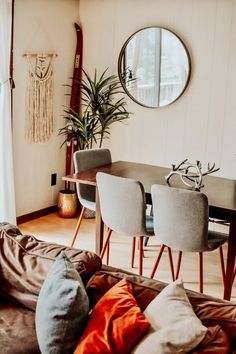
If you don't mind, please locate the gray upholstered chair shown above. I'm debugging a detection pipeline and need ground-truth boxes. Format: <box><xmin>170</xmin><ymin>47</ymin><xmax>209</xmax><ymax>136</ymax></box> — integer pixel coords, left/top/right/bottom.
<box><xmin>96</xmin><ymin>172</ymin><xmax>159</xmax><ymax>276</ymax></box>
<box><xmin>70</xmin><ymin>148</ymin><xmax>112</xmax><ymax>247</ymax></box>
<box><xmin>150</xmin><ymin>185</ymin><xmax>228</xmax><ymax>293</ymax></box>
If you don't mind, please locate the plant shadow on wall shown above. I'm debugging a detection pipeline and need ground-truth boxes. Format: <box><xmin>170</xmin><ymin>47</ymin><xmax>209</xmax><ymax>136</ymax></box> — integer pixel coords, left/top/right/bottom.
<box><xmin>59</xmin><ymin>69</ymin><xmax>131</xmax><ymax>150</ymax></box>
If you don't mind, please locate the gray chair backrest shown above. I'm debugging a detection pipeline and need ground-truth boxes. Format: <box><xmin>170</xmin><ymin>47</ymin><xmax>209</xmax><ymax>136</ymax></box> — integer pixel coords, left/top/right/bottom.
<box><xmin>151</xmin><ymin>185</ymin><xmax>209</xmax><ymax>252</ymax></box>
<box><xmin>96</xmin><ymin>172</ymin><xmax>147</xmax><ymax>236</ymax></box>
<box><xmin>73</xmin><ymin>149</ymin><xmax>111</xmax><ymax>206</ymax></box>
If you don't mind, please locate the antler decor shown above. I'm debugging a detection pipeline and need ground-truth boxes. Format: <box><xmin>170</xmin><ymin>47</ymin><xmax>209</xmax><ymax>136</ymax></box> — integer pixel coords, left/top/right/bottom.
<box><xmin>165</xmin><ymin>159</ymin><xmax>220</xmax><ymax>191</ymax></box>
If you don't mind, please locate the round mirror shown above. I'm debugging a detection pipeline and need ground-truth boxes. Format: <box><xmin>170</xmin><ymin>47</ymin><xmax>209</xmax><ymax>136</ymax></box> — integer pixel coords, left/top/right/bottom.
<box><xmin>118</xmin><ymin>27</ymin><xmax>191</xmax><ymax>108</ymax></box>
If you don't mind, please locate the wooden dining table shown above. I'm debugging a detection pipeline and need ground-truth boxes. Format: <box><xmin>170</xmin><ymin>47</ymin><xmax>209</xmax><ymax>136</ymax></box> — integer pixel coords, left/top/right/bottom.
<box><xmin>63</xmin><ymin>160</ymin><xmax>236</xmax><ymax>301</ymax></box>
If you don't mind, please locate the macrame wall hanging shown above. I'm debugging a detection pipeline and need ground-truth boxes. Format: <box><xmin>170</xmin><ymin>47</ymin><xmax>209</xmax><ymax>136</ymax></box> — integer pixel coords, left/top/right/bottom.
<box><xmin>24</xmin><ymin>53</ymin><xmax>57</xmax><ymax>143</ymax></box>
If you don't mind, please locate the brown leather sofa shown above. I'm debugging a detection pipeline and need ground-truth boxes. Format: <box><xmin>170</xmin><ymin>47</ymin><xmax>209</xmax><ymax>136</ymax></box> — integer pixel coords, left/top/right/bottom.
<box><xmin>0</xmin><ymin>222</ymin><xmax>235</xmax><ymax>354</ymax></box>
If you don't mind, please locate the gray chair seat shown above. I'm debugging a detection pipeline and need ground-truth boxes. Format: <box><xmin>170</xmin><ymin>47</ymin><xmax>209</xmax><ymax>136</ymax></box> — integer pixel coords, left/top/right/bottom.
<box><xmin>150</xmin><ymin>185</ymin><xmax>229</xmax><ymax>293</ymax></box>
<box><xmin>70</xmin><ymin>149</ymin><xmax>112</xmax><ymax>247</ymax></box>
<box><xmin>96</xmin><ymin>173</ymin><xmax>156</xmax><ymax>275</ymax></box>
<box><xmin>80</xmin><ymin>197</ymin><xmax>96</xmax><ymax>212</ymax></box>
<box><xmin>145</xmin><ymin>215</ymin><xmax>154</xmax><ymax>236</ymax></box>
<box><xmin>207</xmin><ymin>230</ymin><xmax>228</xmax><ymax>251</ymax></box>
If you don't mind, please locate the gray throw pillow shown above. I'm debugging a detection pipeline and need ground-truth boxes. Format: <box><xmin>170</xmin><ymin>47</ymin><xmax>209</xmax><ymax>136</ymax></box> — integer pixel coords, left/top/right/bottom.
<box><xmin>35</xmin><ymin>252</ymin><xmax>89</xmax><ymax>354</ymax></box>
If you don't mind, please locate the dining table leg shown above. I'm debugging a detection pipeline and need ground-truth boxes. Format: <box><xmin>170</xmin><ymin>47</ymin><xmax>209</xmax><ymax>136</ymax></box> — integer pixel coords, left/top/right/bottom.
<box><xmin>95</xmin><ymin>185</ymin><xmax>104</xmax><ymax>254</ymax></box>
<box><xmin>223</xmin><ymin>218</ymin><xmax>236</xmax><ymax>300</ymax></box>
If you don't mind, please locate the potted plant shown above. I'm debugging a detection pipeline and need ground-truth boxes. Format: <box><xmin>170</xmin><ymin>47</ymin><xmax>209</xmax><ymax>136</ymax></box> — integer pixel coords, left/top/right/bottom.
<box><xmin>58</xmin><ymin>68</ymin><xmax>130</xmax><ymax>149</ymax></box>
<box><xmin>58</xmin><ymin>69</ymin><xmax>131</xmax><ymax>218</ymax></box>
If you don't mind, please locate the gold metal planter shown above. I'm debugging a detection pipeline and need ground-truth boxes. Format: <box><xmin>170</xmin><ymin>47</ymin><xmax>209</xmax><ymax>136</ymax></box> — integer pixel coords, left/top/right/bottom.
<box><xmin>57</xmin><ymin>190</ymin><xmax>77</xmax><ymax>218</ymax></box>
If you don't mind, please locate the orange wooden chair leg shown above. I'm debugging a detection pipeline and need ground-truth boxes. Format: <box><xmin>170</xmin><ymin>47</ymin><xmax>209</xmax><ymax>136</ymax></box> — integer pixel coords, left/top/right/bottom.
<box><xmin>70</xmin><ymin>207</ymin><xmax>86</xmax><ymax>247</ymax></box>
<box><xmin>139</xmin><ymin>236</ymin><xmax>144</xmax><ymax>276</ymax></box>
<box><xmin>167</xmin><ymin>247</ymin><xmax>175</xmax><ymax>281</ymax></box>
<box><xmin>131</xmin><ymin>237</ymin><xmax>136</xmax><ymax>268</ymax></box>
<box><xmin>219</xmin><ymin>246</ymin><xmax>225</xmax><ymax>287</ymax></box>
<box><xmin>199</xmin><ymin>252</ymin><xmax>203</xmax><ymax>293</ymax></box>
<box><xmin>150</xmin><ymin>244</ymin><xmax>165</xmax><ymax>279</ymax></box>
<box><xmin>100</xmin><ymin>228</ymin><xmax>112</xmax><ymax>260</ymax></box>
<box><xmin>176</xmin><ymin>251</ymin><xmax>182</xmax><ymax>279</ymax></box>
<box><xmin>233</xmin><ymin>267</ymin><xmax>236</xmax><ymax>284</ymax></box>
<box><xmin>106</xmin><ymin>235</ymin><xmax>110</xmax><ymax>265</ymax></box>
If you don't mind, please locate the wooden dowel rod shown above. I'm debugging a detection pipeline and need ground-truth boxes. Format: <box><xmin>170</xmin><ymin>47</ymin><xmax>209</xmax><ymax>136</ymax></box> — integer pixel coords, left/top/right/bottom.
<box><xmin>22</xmin><ymin>53</ymin><xmax>58</xmax><ymax>58</ymax></box>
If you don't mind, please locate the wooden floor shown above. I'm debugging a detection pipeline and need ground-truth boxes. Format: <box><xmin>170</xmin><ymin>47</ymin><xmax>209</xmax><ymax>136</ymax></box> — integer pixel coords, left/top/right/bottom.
<box><xmin>19</xmin><ymin>212</ymin><xmax>235</xmax><ymax>302</ymax></box>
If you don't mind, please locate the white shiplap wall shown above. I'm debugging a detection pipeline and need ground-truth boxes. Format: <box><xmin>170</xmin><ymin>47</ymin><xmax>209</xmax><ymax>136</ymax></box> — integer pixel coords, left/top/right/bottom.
<box><xmin>13</xmin><ymin>0</ymin><xmax>80</xmax><ymax>216</ymax></box>
<box><xmin>79</xmin><ymin>0</ymin><xmax>236</xmax><ymax>179</ymax></box>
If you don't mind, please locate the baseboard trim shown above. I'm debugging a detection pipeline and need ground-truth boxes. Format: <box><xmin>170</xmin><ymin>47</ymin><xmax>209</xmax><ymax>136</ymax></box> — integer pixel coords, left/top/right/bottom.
<box><xmin>17</xmin><ymin>205</ymin><xmax>57</xmax><ymax>225</ymax></box>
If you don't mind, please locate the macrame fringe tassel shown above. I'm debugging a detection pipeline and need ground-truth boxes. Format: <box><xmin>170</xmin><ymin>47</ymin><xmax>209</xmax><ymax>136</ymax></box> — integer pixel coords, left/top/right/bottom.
<box><xmin>26</xmin><ymin>56</ymin><xmax>54</xmax><ymax>143</ymax></box>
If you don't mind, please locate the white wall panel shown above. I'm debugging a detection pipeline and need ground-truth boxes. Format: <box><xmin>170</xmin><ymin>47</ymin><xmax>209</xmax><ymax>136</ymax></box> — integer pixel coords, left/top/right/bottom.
<box><xmin>13</xmin><ymin>0</ymin><xmax>80</xmax><ymax>216</ymax></box>
<box><xmin>13</xmin><ymin>0</ymin><xmax>236</xmax><ymax>216</ymax></box>
<box><xmin>79</xmin><ymin>0</ymin><xmax>236</xmax><ymax>179</ymax></box>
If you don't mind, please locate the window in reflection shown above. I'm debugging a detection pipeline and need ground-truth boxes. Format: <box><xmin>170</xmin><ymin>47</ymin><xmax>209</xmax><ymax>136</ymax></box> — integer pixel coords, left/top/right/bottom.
<box><xmin>121</xmin><ymin>27</ymin><xmax>190</xmax><ymax>108</ymax></box>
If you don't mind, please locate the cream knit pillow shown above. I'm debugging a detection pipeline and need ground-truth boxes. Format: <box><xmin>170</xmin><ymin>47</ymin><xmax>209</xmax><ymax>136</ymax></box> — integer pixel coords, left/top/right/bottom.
<box><xmin>132</xmin><ymin>279</ymin><xmax>207</xmax><ymax>354</ymax></box>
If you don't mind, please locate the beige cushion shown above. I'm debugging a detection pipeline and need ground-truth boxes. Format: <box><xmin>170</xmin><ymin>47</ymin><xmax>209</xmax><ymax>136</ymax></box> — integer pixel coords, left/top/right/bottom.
<box><xmin>132</xmin><ymin>279</ymin><xmax>207</xmax><ymax>354</ymax></box>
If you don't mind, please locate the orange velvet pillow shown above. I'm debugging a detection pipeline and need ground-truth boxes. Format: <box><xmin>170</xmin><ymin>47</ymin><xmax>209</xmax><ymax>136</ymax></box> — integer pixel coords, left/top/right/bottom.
<box><xmin>73</xmin><ymin>278</ymin><xmax>150</xmax><ymax>354</ymax></box>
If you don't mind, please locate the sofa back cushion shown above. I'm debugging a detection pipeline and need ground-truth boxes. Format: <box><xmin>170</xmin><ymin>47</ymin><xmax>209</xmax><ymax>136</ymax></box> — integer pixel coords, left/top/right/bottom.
<box><xmin>0</xmin><ymin>222</ymin><xmax>101</xmax><ymax>310</ymax></box>
<box><xmin>0</xmin><ymin>299</ymin><xmax>40</xmax><ymax>354</ymax></box>
<box><xmin>86</xmin><ymin>266</ymin><xmax>236</xmax><ymax>352</ymax></box>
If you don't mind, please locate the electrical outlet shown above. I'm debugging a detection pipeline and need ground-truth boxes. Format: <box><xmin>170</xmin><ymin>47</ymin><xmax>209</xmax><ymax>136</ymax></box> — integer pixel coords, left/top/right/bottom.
<box><xmin>51</xmin><ymin>173</ymin><xmax>57</xmax><ymax>186</ymax></box>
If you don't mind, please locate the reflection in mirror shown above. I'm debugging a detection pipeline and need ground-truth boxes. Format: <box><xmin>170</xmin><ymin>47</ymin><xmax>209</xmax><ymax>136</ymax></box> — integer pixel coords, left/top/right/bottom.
<box><xmin>118</xmin><ymin>27</ymin><xmax>191</xmax><ymax>108</ymax></box>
